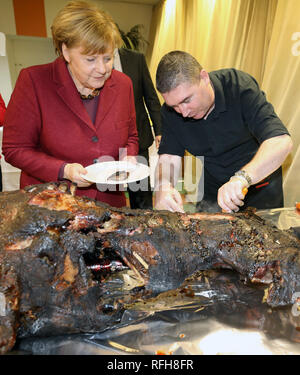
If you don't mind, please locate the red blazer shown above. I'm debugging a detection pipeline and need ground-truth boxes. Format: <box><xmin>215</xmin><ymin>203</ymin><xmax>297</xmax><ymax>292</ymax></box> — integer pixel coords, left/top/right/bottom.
<box><xmin>2</xmin><ymin>57</ymin><xmax>139</xmax><ymax>207</ymax></box>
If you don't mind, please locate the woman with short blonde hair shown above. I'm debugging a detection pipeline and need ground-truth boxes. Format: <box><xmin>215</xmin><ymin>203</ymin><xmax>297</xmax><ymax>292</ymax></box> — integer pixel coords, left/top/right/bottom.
<box><xmin>51</xmin><ymin>0</ymin><xmax>122</xmax><ymax>56</ymax></box>
<box><xmin>3</xmin><ymin>0</ymin><xmax>139</xmax><ymax>208</ymax></box>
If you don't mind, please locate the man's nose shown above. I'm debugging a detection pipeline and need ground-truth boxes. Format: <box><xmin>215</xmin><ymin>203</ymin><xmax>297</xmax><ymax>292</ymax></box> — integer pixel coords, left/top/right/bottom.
<box><xmin>179</xmin><ymin>103</ymin><xmax>189</xmax><ymax>117</ymax></box>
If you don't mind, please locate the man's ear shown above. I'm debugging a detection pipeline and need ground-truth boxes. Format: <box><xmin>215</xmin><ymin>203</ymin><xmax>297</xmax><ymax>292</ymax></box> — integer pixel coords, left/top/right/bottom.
<box><xmin>200</xmin><ymin>69</ymin><xmax>210</xmax><ymax>84</ymax></box>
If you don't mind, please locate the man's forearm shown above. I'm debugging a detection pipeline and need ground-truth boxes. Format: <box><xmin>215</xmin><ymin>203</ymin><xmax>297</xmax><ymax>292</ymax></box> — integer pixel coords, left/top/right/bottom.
<box><xmin>241</xmin><ymin>135</ymin><xmax>293</xmax><ymax>185</ymax></box>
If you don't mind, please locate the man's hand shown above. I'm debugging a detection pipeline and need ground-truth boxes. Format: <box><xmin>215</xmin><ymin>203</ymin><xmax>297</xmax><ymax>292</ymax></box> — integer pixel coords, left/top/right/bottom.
<box><xmin>64</xmin><ymin>163</ymin><xmax>92</xmax><ymax>187</ymax></box>
<box><xmin>218</xmin><ymin>177</ymin><xmax>248</xmax><ymax>213</ymax></box>
<box><xmin>154</xmin><ymin>183</ymin><xmax>184</xmax><ymax>213</ymax></box>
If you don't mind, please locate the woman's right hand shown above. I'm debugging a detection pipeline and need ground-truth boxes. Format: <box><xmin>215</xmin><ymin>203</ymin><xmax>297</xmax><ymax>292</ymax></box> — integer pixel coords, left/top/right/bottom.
<box><xmin>63</xmin><ymin>163</ymin><xmax>92</xmax><ymax>187</ymax></box>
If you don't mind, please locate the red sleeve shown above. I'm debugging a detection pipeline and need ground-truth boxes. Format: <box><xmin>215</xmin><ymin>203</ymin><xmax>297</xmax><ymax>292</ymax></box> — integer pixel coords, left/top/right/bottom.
<box><xmin>0</xmin><ymin>94</ymin><xmax>6</xmax><ymax>126</ymax></box>
<box><xmin>2</xmin><ymin>69</ymin><xmax>64</xmax><ymax>182</ymax></box>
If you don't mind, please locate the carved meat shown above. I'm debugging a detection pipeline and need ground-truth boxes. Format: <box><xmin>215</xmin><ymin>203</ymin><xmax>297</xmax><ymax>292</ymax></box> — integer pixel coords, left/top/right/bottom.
<box><xmin>0</xmin><ymin>182</ymin><xmax>300</xmax><ymax>354</ymax></box>
<box><xmin>107</xmin><ymin>170</ymin><xmax>130</xmax><ymax>181</ymax></box>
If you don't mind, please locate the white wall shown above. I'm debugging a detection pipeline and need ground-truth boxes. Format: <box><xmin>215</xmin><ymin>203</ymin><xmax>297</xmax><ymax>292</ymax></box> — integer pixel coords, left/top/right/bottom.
<box><xmin>0</xmin><ymin>32</ymin><xmax>13</xmax><ymax>105</ymax></box>
<box><xmin>0</xmin><ymin>34</ymin><xmax>56</xmax><ymax>104</ymax></box>
<box><xmin>0</xmin><ymin>0</ymin><xmax>16</xmax><ymax>36</ymax></box>
<box><xmin>0</xmin><ymin>55</ymin><xmax>13</xmax><ymax>105</ymax></box>
<box><xmin>44</xmin><ymin>0</ymin><xmax>153</xmax><ymax>52</ymax></box>
<box><xmin>44</xmin><ymin>0</ymin><xmax>71</xmax><ymax>38</ymax></box>
<box><xmin>97</xmin><ymin>0</ymin><xmax>153</xmax><ymax>43</ymax></box>
<box><xmin>6</xmin><ymin>35</ymin><xmax>56</xmax><ymax>88</ymax></box>
<box><xmin>0</xmin><ymin>0</ymin><xmax>153</xmax><ymax>46</ymax></box>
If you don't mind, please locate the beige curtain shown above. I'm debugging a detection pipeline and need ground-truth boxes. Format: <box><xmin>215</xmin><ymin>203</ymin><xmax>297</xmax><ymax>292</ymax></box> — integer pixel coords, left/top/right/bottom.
<box><xmin>147</xmin><ymin>0</ymin><xmax>299</xmax><ymax>207</ymax></box>
<box><xmin>147</xmin><ymin>0</ymin><xmax>277</xmax><ymax>86</ymax></box>
<box><xmin>262</xmin><ymin>0</ymin><xmax>300</xmax><ymax>206</ymax></box>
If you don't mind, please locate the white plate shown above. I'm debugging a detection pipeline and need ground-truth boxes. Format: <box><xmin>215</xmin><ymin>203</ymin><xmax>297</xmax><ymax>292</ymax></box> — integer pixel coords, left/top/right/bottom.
<box><xmin>82</xmin><ymin>161</ymin><xmax>150</xmax><ymax>184</ymax></box>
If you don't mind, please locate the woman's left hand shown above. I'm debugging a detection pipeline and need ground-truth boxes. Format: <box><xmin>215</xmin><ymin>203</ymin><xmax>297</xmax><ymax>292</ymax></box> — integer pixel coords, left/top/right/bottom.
<box><xmin>64</xmin><ymin>163</ymin><xmax>92</xmax><ymax>187</ymax></box>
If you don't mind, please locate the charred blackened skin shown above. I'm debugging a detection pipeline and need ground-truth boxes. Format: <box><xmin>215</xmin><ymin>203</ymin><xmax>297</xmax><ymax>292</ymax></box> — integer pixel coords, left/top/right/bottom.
<box><xmin>0</xmin><ymin>182</ymin><xmax>300</xmax><ymax>354</ymax></box>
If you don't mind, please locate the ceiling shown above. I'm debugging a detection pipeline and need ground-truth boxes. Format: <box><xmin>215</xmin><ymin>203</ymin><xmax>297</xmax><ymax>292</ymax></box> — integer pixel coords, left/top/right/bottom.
<box><xmin>106</xmin><ymin>0</ymin><xmax>161</xmax><ymax>5</ymax></box>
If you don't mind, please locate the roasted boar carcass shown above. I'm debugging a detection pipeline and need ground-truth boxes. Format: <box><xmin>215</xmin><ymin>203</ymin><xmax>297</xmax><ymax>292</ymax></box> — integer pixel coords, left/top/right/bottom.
<box><xmin>0</xmin><ymin>182</ymin><xmax>300</xmax><ymax>354</ymax></box>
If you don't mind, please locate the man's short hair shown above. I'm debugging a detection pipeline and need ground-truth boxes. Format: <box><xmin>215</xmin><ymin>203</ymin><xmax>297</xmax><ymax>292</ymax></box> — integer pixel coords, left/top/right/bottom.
<box><xmin>156</xmin><ymin>51</ymin><xmax>203</xmax><ymax>93</ymax></box>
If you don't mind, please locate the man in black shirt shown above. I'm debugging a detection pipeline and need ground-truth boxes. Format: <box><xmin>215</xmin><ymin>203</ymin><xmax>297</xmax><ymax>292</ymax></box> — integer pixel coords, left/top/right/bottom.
<box><xmin>154</xmin><ymin>51</ymin><xmax>293</xmax><ymax>213</ymax></box>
